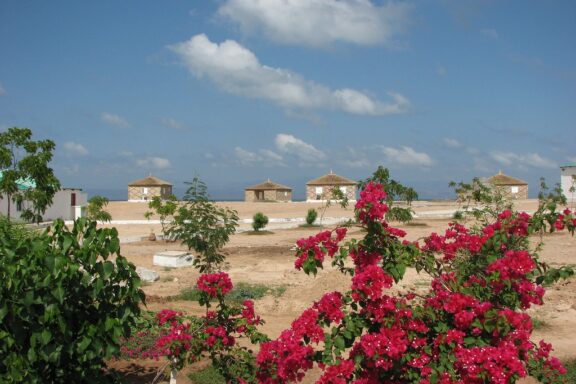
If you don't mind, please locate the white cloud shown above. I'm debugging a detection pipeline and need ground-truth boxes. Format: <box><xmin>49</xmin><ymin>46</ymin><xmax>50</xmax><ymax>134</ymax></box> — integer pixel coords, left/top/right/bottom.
<box><xmin>234</xmin><ymin>147</ymin><xmax>285</xmax><ymax>166</ymax></box>
<box><xmin>443</xmin><ymin>138</ymin><xmax>461</xmax><ymax>148</ymax></box>
<box><xmin>169</xmin><ymin>34</ymin><xmax>410</xmax><ymax>116</ymax></box>
<box><xmin>63</xmin><ymin>141</ymin><xmax>89</xmax><ymax>156</ymax></box>
<box><xmin>135</xmin><ymin>157</ymin><xmax>171</xmax><ymax>170</ymax></box>
<box><xmin>218</xmin><ymin>0</ymin><xmax>412</xmax><ymax>47</ymax></box>
<box><xmin>490</xmin><ymin>152</ymin><xmax>556</xmax><ymax>169</ymax></box>
<box><xmin>481</xmin><ymin>28</ymin><xmax>499</xmax><ymax>39</ymax></box>
<box><xmin>101</xmin><ymin>112</ymin><xmax>131</xmax><ymax>128</ymax></box>
<box><xmin>380</xmin><ymin>146</ymin><xmax>433</xmax><ymax>166</ymax></box>
<box><xmin>0</xmin><ymin>82</ymin><xmax>6</xmax><ymax>96</ymax></box>
<box><xmin>161</xmin><ymin>117</ymin><xmax>185</xmax><ymax>129</ymax></box>
<box><xmin>275</xmin><ymin>133</ymin><xmax>326</xmax><ymax>162</ymax></box>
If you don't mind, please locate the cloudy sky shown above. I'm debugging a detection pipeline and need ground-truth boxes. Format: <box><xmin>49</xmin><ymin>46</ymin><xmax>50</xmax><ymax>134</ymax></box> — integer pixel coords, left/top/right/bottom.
<box><xmin>1</xmin><ymin>1</ymin><xmax>574</xmax><ymax>199</ymax></box>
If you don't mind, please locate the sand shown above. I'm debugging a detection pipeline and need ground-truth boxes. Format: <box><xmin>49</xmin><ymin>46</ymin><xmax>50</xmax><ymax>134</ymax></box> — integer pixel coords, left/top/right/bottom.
<box><xmin>105</xmin><ymin>199</ymin><xmax>576</xmax><ymax>383</ymax></box>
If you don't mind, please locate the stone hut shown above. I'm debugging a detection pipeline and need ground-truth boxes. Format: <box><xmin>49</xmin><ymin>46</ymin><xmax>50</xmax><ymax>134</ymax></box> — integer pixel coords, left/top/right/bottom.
<box><xmin>128</xmin><ymin>175</ymin><xmax>173</xmax><ymax>201</ymax></box>
<box><xmin>244</xmin><ymin>180</ymin><xmax>292</xmax><ymax>202</ymax></box>
<box><xmin>306</xmin><ymin>171</ymin><xmax>356</xmax><ymax>202</ymax></box>
<box><xmin>487</xmin><ymin>171</ymin><xmax>528</xmax><ymax>199</ymax></box>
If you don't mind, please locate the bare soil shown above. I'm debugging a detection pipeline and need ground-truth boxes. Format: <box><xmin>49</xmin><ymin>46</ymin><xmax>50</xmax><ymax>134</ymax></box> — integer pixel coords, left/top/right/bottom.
<box><xmin>104</xmin><ymin>200</ymin><xmax>576</xmax><ymax>383</ymax></box>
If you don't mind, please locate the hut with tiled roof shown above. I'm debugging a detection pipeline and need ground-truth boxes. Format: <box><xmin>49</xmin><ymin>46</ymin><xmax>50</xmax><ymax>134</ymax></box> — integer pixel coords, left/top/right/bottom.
<box><xmin>487</xmin><ymin>171</ymin><xmax>528</xmax><ymax>199</ymax></box>
<box><xmin>128</xmin><ymin>175</ymin><xmax>173</xmax><ymax>201</ymax></box>
<box><xmin>244</xmin><ymin>179</ymin><xmax>292</xmax><ymax>202</ymax></box>
<box><xmin>306</xmin><ymin>171</ymin><xmax>356</xmax><ymax>202</ymax></box>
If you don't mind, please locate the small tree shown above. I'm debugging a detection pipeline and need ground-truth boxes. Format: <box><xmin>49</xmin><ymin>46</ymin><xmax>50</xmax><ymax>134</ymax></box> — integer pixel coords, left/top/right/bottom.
<box><xmin>0</xmin><ymin>127</ymin><xmax>61</xmax><ymax>223</ymax></box>
<box><xmin>167</xmin><ymin>177</ymin><xmax>238</xmax><ymax>273</ymax></box>
<box><xmin>357</xmin><ymin>166</ymin><xmax>418</xmax><ymax>223</ymax></box>
<box><xmin>252</xmin><ymin>212</ymin><xmax>269</xmax><ymax>232</ymax></box>
<box><xmin>85</xmin><ymin>195</ymin><xmax>112</xmax><ymax>222</ymax></box>
<box><xmin>449</xmin><ymin>177</ymin><xmax>511</xmax><ymax>224</ymax></box>
<box><xmin>144</xmin><ymin>194</ymin><xmax>178</xmax><ymax>239</ymax></box>
<box><xmin>305</xmin><ymin>208</ymin><xmax>318</xmax><ymax>225</ymax></box>
<box><xmin>0</xmin><ymin>218</ymin><xmax>144</xmax><ymax>383</ymax></box>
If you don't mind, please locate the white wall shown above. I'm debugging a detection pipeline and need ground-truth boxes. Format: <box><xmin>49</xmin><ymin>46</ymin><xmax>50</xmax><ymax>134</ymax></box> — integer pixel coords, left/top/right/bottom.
<box><xmin>561</xmin><ymin>166</ymin><xmax>576</xmax><ymax>204</ymax></box>
<box><xmin>0</xmin><ymin>188</ymin><xmax>87</xmax><ymax>221</ymax></box>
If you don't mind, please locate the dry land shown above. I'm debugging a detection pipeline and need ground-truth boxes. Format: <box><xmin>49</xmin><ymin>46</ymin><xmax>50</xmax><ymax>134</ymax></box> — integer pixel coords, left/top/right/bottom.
<box><xmin>105</xmin><ymin>200</ymin><xmax>576</xmax><ymax>383</ymax></box>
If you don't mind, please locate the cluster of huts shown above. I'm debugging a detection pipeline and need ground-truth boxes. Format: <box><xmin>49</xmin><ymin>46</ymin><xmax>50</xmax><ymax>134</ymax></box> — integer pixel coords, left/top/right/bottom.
<box><xmin>127</xmin><ymin>171</ymin><xmax>358</xmax><ymax>203</ymax></box>
<box><xmin>125</xmin><ymin>167</ymin><xmax>576</xmax><ymax>203</ymax></box>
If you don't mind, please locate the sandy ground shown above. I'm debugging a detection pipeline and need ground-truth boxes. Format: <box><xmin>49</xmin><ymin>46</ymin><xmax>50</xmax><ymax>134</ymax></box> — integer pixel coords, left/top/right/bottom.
<box><xmin>105</xmin><ymin>200</ymin><xmax>576</xmax><ymax>383</ymax></box>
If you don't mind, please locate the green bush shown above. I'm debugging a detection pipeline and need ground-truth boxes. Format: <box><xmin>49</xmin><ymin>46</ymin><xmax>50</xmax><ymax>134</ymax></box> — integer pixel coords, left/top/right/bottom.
<box><xmin>188</xmin><ymin>364</ymin><xmax>226</xmax><ymax>384</ymax></box>
<box><xmin>305</xmin><ymin>208</ymin><xmax>318</xmax><ymax>225</ymax></box>
<box><xmin>86</xmin><ymin>195</ymin><xmax>112</xmax><ymax>222</ymax></box>
<box><xmin>252</xmin><ymin>212</ymin><xmax>269</xmax><ymax>232</ymax></box>
<box><xmin>0</xmin><ymin>218</ymin><xmax>145</xmax><ymax>383</ymax></box>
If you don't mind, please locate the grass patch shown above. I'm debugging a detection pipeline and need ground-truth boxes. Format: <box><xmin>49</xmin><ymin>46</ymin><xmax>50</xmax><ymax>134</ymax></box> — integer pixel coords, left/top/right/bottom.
<box><xmin>298</xmin><ymin>223</ymin><xmax>323</xmax><ymax>228</ymax></box>
<box><xmin>245</xmin><ymin>230</ymin><xmax>274</xmax><ymax>235</ymax></box>
<box><xmin>405</xmin><ymin>221</ymin><xmax>428</xmax><ymax>227</ymax></box>
<box><xmin>172</xmin><ymin>282</ymin><xmax>288</xmax><ymax>304</ymax></box>
<box><xmin>173</xmin><ymin>287</ymin><xmax>203</xmax><ymax>301</ymax></box>
<box><xmin>562</xmin><ymin>359</ymin><xmax>576</xmax><ymax>383</ymax></box>
<box><xmin>188</xmin><ymin>365</ymin><xmax>226</xmax><ymax>384</ymax></box>
<box><xmin>531</xmin><ymin>317</ymin><xmax>549</xmax><ymax>330</ymax></box>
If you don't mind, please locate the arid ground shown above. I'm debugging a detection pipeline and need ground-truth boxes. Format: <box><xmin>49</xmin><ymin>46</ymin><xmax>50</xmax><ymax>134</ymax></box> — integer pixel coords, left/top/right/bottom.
<box><xmin>105</xmin><ymin>200</ymin><xmax>576</xmax><ymax>383</ymax></box>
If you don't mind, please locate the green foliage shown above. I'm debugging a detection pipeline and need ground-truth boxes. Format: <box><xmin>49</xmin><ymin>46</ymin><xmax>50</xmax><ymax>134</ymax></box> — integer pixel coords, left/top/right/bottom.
<box><xmin>305</xmin><ymin>208</ymin><xmax>318</xmax><ymax>225</ymax></box>
<box><xmin>85</xmin><ymin>195</ymin><xmax>112</xmax><ymax>222</ymax></box>
<box><xmin>449</xmin><ymin>177</ymin><xmax>512</xmax><ymax>224</ymax></box>
<box><xmin>174</xmin><ymin>283</ymin><xmax>286</xmax><ymax>305</ymax></box>
<box><xmin>538</xmin><ymin>177</ymin><xmax>567</xmax><ymax>207</ymax></box>
<box><xmin>167</xmin><ymin>177</ymin><xmax>238</xmax><ymax>272</ymax></box>
<box><xmin>0</xmin><ymin>214</ymin><xmax>39</xmax><ymax>241</ymax></box>
<box><xmin>0</xmin><ymin>218</ymin><xmax>145</xmax><ymax>383</ymax></box>
<box><xmin>188</xmin><ymin>364</ymin><xmax>226</xmax><ymax>384</ymax></box>
<box><xmin>0</xmin><ymin>127</ymin><xmax>61</xmax><ymax>223</ymax></box>
<box><xmin>562</xmin><ymin>359</ymin><xmax>576</xmax><ymax>383</ymax></box>
<box><xmin>358</xmin><ymin>166</ymin><xmax>418</xmax><ymax>223</ymax></box>
<box><xmin>144</xmin><ymin>194</ymin><xmax>178</xmax><ymax>239</ymax></box>
<box><xmin>252</xmin><ymin>212</ymin><xmax>269</xmax><ymax>232</ymax></box>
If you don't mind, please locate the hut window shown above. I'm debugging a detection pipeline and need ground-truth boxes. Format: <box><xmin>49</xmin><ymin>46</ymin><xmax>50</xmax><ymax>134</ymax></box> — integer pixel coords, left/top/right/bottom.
<box><xmin>340</xmin><ymin>186</ymin><xmax>347</xmax><ymax>194</ymax></box>
<box><xmin>315</xmin><ymin>187</ymin><xmax>323</xmax><ymax>200</ymax></box>
<box><xmin>511</xmin><ymin>186</ymin><xmax>519</xmax><ymax>193</ymax></box>
<box><xmin>143</xmin><ymin>187</ymin><xmax>148</xmax><ymax>195</ymax></box>
<box><xmin>284</xmin><ymin>191</ymin><xmax>288</xmax><ymax>196</ymax></box>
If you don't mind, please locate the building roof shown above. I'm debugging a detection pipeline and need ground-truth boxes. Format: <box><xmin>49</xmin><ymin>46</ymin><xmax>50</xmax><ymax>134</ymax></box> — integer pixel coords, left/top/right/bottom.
<box><xmin>306</xmin><ymin>171</ymin><xmax>356</xmax><ymax>186</ymax></box>
<box><xmin>128</xmin><ymin>175</ymin><xmax>172</xmax><ymax>187</ymax></box>
<box><xmin>487</xmin><ymin>171</ymin><xmax>527</xmax><ymax>186</ymax></box>
<box><xmin>0</xmin><ymin>170</ymin><xmax>36</xmax><ymax>190</ymax></box>
<box><xmin>560</xmin><ymin>163</ymin><xmax>576</xmax><ymax>169</ymax></box>
<box><xmin>245</xmin><ymin>179</ymin><xmax>292</xmax><ymax>191</ymax></box>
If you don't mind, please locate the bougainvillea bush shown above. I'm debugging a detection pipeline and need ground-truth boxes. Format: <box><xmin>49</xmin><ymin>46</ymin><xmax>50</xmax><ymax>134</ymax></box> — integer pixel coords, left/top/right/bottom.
<box><xmin>137</xmin><ymin>180</ymin><xmax>575</xmax><ymax>383</ymax></box>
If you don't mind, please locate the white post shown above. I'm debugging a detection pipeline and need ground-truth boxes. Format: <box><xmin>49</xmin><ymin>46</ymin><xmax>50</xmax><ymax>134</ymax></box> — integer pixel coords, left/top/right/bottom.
<box><xmin>170</xmin><ymin>368</ymin><xmax>177</xmax><ymax>384</ymax></box>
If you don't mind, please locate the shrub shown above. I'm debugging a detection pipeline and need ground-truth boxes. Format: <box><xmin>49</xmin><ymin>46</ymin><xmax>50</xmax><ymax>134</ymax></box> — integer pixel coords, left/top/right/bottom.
<box><xmin>86</xmin><ymin>195</ymin><xmax>112</xmax><ymax>222</ymax></box>
<box><xmin>0</xmin><ymin>218</ymin><xmax>145</xmax><ymax>383</ymax></box>
<box><xmin>252</xmin><ymin>212</ymin><xmax>269</xmax><ymax>232</ymax></box>
<box><xmin>305</xmin><ymin>208</ymin><xmax>318</xmax><ymax>225</ymax></box>
<box><xmin>167</xmin><ymin>177</ymin><xmax>238</xmax><ymax>273</ymax></box>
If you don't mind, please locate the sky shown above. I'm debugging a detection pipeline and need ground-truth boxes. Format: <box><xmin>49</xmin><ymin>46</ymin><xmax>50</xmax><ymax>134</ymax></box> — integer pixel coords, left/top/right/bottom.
<box><xmin>1</xmin><ymin>0</ymin><xmax>575</xmax><ymax>200</ymax></box>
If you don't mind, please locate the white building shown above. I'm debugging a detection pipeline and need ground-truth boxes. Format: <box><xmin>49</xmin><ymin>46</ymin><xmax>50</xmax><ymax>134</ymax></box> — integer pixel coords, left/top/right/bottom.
<box><xmin>560</xmin><ymin>163</ymin><xmax>576</xmax><ymax>204</ymax></box>
<box><xmin>0</xmin><ymin>188</ymin><xmax>87</xmax><ymax>222</ymax></box>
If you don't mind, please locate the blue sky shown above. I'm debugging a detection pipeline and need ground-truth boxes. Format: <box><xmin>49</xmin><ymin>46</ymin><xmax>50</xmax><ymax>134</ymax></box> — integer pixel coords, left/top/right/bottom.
<box><xmin>1</xmin><ymin>0</ymin><xmax>575</xmax><ymax>200</ymax></box>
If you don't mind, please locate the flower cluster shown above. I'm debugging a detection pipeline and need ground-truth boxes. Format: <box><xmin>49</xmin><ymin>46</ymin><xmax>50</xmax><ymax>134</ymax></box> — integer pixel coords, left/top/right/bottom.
<box><xmin>255</xmin><ymin>180</ymin><xmax>572</xmax><ymax>384</ymax></box>
<box><xmin>197</xmin><ymin>271</ymin><xmax>233</xmax><ymax>297</ymax></box>
<box><xmin>294</xmin><ymin>227</ymin><xmax>347</xmax><ymax>272</ymax></box>
<box><xmin>355</xmin><ymin>181</ymin><xmax>388</xmax><ymax>224</ymax></box>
